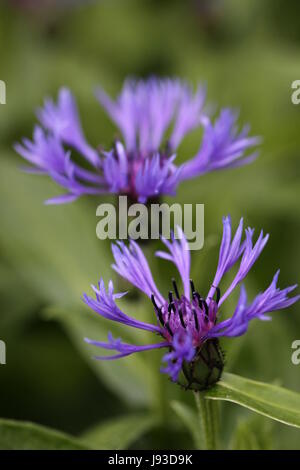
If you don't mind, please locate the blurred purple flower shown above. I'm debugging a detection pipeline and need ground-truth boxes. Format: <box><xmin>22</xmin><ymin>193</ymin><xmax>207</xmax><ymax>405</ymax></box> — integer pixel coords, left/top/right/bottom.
<box><xmin>15</xmin><ymin>79</ymin><xmax>260</xmax><ymax>204</ymax></box>
<box><xmin>83</xmin><ymin>217</ymin><xmax>299</xmax><ymax>385</ymax></box>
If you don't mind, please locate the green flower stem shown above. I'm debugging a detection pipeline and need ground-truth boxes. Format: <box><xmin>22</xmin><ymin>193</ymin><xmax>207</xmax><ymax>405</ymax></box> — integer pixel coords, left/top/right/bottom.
<box><xmin>194</xmin><ymin>392</ymin><xmax>219</xmax><ymax>450</ymax></box>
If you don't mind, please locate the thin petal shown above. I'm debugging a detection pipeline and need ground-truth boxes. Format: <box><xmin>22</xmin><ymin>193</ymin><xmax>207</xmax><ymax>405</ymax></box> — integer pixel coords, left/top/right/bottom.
<box><xmin>112</xmin><ymin>240</ymin><xmax>165</xmax><ymax>304</ymax></box>
<box><xmin>156</xmin><ymin>226</ymin><xmax>191</xmax><ymax>299</ymax></box>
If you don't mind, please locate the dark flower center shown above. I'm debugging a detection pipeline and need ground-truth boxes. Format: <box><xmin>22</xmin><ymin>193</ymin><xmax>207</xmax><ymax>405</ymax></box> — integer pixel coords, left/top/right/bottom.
<box><xmin>151</xmin><ymin>279</ymin><xmax>224</xmax><ymax>391</ymax></box>
<box><xmin>151</xmin><ymin>278</ymin><xmax>220</xmax><ymax>343</ymax></box>
<box><xmin>110</xmin><ymin>141</ymin><xmax>172</xmax><ymax>202</ymax></box>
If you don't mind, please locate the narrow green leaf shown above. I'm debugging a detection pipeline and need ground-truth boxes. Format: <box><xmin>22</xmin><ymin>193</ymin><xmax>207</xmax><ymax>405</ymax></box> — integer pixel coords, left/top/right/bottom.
<box><xmin>81</xmin><ymin>413</ymin><xmax>157</xmax><ymax>450</ymax></box>
<box><xmin>205</xmin><ymin>372</ymin><xmax>300</xmax><ymax>428</ymax></box>
<box><xmin>0</xmin><ymin>419</ymin><xmax>89</xmax><ymax>450</ymax></box>
<box><xmin>171</xmin><ymin>401</ymin><xmax>202</xmax><ymax>449</ymax></box>
<box><xmin>231</xmin><ymin>415</ymin><xmax>273</xmax><ymax>450</ymax></box>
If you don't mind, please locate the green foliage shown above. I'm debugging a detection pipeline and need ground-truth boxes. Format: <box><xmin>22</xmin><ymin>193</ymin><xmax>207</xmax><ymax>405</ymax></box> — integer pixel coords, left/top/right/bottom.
<box><xmin>0</xmin><ymin>156</ymin><xmax>111</xmax><ymax>304</ymax></box>
<box><xmin>231</xmin><ymin>415</ymin><xmax>273</xmax><ymax>450</ymax></box>
<box><xmin>81</xmin><ymin>413</ymin><xmax>157</xmax><ymax>450</ymax></box>
<box><xmin>0</xmin><ymin>419</ymin><xmax>89</xmax><ymax>450</ymax></box>
<box><xmin>205</xmin><ymin>373</ymin><xmax>300</xmax><ymax>428</ymax></box>
<box><xmin>171</xmin><ymin>401</ymin><xmax>203</xmax><ymax>449</ymax></box>
<box><xmin>1</xmin><ymin>0</ymin><xmax>300</xmax><ymax>450</ymax></box>
<box><xmin>44</xmin><ymin>303</ymin><xmax>157</xmax><ymax>407</ymax></box>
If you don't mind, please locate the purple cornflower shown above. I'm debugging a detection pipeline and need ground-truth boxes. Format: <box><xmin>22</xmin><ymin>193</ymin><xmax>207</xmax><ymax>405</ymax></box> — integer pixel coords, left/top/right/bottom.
<box><xmin>83</xmin><ymin>217</ymin><xmax>299</xmax><ymax>389</ymax></box>
<box><xmin>15</xmin><ymin>79</ymin><xmax>260</xmax><ymax>204</ymax></box>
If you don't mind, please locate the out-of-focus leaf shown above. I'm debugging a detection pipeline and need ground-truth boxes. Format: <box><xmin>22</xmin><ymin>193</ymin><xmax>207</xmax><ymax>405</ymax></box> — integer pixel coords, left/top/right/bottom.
<box><xmin>81</xmin><ymin>413</ymin><xmax>157</xmax><ymax>450</ymax></box>
<box><xmin>231</xmin><ymin>414</ymin><xmax>273</xmax><ymax>450</ymax></box>
<box><xmin>0</xmin><ymin>157</ymin><xmax>158</xmax><ymax>407</ymax></box>
<box><xmin>0</xmin><ymin>418</ymin><xmax>89</xmax><ymax>450</ymax></box>
<box><xmin>0</xmin><ymin>155</ymin><xmax>112</xmax><ymax>304</ymax></box>
<box><xmin>205</xmin><ymin>373</ymin><xmax>300</xmax><ymax>428</ymax></box>
<box><xmin>44</xmin><ymin>303</ymin><xmax>157</xmax><ymax>408</ymax></box>
<box><xmin>0</xmin><ymin>263</ymin><xmax>39</xmax><ymax>331</ymax></box>
<box><xmin>171</xmin><ymin>400</ymin><xmax>202</xmax><ymax>449</ymax></box>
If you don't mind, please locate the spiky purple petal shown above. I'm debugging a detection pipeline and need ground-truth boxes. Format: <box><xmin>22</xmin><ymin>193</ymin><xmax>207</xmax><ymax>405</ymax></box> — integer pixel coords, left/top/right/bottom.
<box><xmin>83</xmin><ymin>279</ymin><xmax>161</xmax><ymax>334</ymax></box>
<box><xmin>179</xmin><ymin>109</ymin><xmax>260</xmax><ymax>180</ymax></box>
<box><xmin>85</xmin><ymin>332</ymin><xmax>168</xmax><ymax>361</ymax></box>
<box><xmin>84</xmin><ymin>218</ymin><xmax>299</xmax><ymax>382</ymax></box>
<box><xmin>161</xmin><ymin>332</ymin><xmax>195</xmax><ymax>382</ymax></box>
<box><xmin>16</xmin><ymin>80</ymin><xmax>260</xmax><ymax>204</ymax></box>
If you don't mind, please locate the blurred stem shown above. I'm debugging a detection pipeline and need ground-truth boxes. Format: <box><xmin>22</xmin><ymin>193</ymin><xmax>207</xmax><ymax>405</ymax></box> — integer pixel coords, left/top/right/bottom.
<box><xmin>194</xmin><ymin>392</ymin><xmax>219</xmax><ymax>450</ymax></box>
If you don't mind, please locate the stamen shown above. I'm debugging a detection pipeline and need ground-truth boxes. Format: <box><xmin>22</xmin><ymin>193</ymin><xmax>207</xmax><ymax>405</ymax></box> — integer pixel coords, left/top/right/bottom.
<box><xmin>214</xmin><ymin>286</ymin><xmax>221</xmax><ymax>304</ymax></box>
<box><xmin>196</xmin><ymin>293</ymin><xmax>209</xmax><ymax>318</ymax></box>
<box><xmin>190</xmin><ymin>279</ymin><xmax>204</xmax><ymax>309</ymax></box>
<box><xmin>157</xmin><ymin>308</ymin><xmax>165</xmax><ymax>327</ymax></box>
<box><xmin>151</xmin><ymin>294</ymin><xmax>165</xmax><ymax>326</ymax></box>
<box><xmin>165</xmin><ymin>321</ymin><xmax>173</xmax><ymax>337</ymax></box>
<box><xmin>178</xmin><ymin>307</ymin><xmax>186</xmax><ymax>328</ymax></box>
<box><xmin>168</xmin><ymin>291</ymin><xmax>176</xmax><ymax>317</ymax></box>
<box><xmin>168</xmin><ymin>303</ymin><xmax>175</xmax><ymax>315</ymax></box>
<box><xmin>151</xmin><ymin>293</ymin><xmax>159</xmax><ymax>310</ymax></box>
<box><xmin>172</xmin><ymin>278</ymin><xmax>180</xmax><ymax>299</ymax></box>
<box><xmin>190</xmin><ymin>279</ymin><xmax>196</xmax><ymax>294</ymax></box>
<box><xmin>201</xmin><ymin>299</ymin><xmax>208</xmax><ymax>318</ymax></box>
<box><xmin>193</xmin><ymin>291</ymin><xmax>201</xmax><ymax>306</ymax></box>
<box><xmin>193</xmin><ymin>309</ymin><xmax>199</xmax><ymax>331</ymax></box>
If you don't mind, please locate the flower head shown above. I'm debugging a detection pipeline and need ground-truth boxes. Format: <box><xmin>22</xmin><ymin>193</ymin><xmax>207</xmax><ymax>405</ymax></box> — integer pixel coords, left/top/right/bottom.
<box><xmin>15</xmin><ymin>79</ymin><xmax>260</xmax><ymax>204</ymax></box>
<box><xmin>83</xmin><ymin>217</ymin><xmax>299</xmax><ymax>390</ymax></box>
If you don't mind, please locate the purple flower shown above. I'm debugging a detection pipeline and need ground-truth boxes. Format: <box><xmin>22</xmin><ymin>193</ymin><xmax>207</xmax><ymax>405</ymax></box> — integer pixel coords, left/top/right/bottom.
<box><xmin>15</xmin><ymin>79</ymin><xmax>260</xmax><ymax>204</ymax></box>
<box><xmin>83</xmin><ymin>217</ymin><xmax>299</xmax><ymax>388</ymax></box>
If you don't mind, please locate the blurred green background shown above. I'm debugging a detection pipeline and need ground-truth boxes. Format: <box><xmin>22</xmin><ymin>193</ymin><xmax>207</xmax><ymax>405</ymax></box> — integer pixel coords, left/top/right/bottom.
<box><xmin>0</xmin><ymin>0</ymin><xmax>300</xmax><ymax>450</ymax></box>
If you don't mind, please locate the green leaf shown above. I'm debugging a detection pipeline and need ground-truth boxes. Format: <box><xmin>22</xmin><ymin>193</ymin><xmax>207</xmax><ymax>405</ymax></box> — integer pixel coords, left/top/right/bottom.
<box><xmin>205</xmin><ymin>373</ymin><xmax>300</xmax><ymax>428</ymax></box>
<box><xmin>81</xmin><ymin>413</ymin><xmax>157</xmax><ymax>450</ymax></box>
<box><xmin>231</xmin><ymin>415</ymin><xmax>273</xmax><ymax>450</ymax></box>
<box><xmin>171</xmin><ymin>401</ymin><xmax>202</xmax><ymax>449</ymax></box>
<box><xmin>0</xmin><ymin>156</ymin><xmax>112</xmax><ymax>304</ymax></box>
<box><xmin>0</xmin><ymin>263</ymin><xmax>39</xmax><ymax>331</ymax></box>
<box><xmin>0</xmin><ymin>418</ymin><xmax>89</xmax><ymax>450</ymax></box>
<box><xmin>0</xmin><ymin>157</ymin><xmax>157</xmax><ymax>407</ymax></box>
<box><xmin>44</xmin><ymin>304</ymin><xmax>157</xmax><ymax>408</ymax></box>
